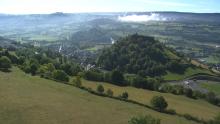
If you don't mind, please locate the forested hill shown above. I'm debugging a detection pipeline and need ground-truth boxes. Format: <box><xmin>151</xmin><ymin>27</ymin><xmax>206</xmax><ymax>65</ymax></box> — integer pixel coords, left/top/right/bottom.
<box><xmin>97</xmin><ymin>34</ymin><xmax>189</xmax><ymax>77</ymax></box>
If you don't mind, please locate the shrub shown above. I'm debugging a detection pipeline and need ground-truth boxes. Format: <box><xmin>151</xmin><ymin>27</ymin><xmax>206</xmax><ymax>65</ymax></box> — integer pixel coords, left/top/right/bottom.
<box><xmin>120</xmin><ymin>92</ymin><xmax>129</xmax><ymax>99</ymax></box>
<box><xmin>184</xmin><ymin>88</ymin><xmax>194</xmax><ymax>98</ymax></box>
<box><xmin>150</xmin><ymin>96</ymin><xmax>168</xmax><ymax>112</ymax></box>
<box><xmin>97</xmin><ymin>84</ymin><xmax>104</xmax><ymax>94</ymax></box>
<box><xmin>72</xmin><ymin>76</ymin><xmax>82</xmax><ymax>87</ymax></box>
<box><xmin>173</xmin><ymin>85</ymin><xmax>184</xmax><ymax>95</ymax></box>
<box><xmin>183</xmin><ymin>114</ymin><xmax>199</xmax><ymax>122</ymax></box>
<box><xmin>193</xmin><ymin>90</ymin><xmax>206</xmax><ymax>99</ymax></box>
<box><xmin>160</xmin><ymin>84</ymin><xmax>174</xmax><ymax>93</ymax></box>
<box><xmin>166</xmin><ymin>109</ymin><xmax>176</xmax><ymax>115</ymax></box>
<box><xmin>128</xmin><ymin>115</ymin><xmax>160</xmax><ymax>124</ymax></box>
<box><xmin>206</xmin><ymin>92</ymin><xmax>218</xmax><ymax>105</ymax></box>
<box><xmin>30</xmin><ymin>63</ymin><xmax>38</xmax><ymax>75</ymax></box>
<box><xmin>52</xmin><ymin>70</ymin><xmax>69</xmax><ymax>82</ymax></box>
<box><xmin>0</xmin><ymin>56</ymin><xmax>12</xmax><ymax>70</ymax></box>
<box><xmin>106</xmin><ymin>89</ymin><xmax>114</xmax><ymax>96</ymax></box>
<box><xmin>126</xmin><ymin>75</ymin><xmax>161</xmax><ymax>90</ymax></box>
<box><xmin>8</xmin><ymin>53</ymin><xmax>19</xmax><ymax>64</ymax></box>
<box><xmin>130</xmin><ymin>75</ymin><xmax>146</xmax><ymax>88</ymax></box>
<box><xmin>83</xmin><ymin>70</ymin><xmax>103</xmax><ymax>82</ymax></box>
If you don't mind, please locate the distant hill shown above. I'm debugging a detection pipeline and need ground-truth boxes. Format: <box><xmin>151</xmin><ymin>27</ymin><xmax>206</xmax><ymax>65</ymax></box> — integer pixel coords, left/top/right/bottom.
<box><xmin>1</xmin><ymin>12</ymin><xmax>220</xmax><ymax>43</ymax></box>
<box><xmin>70</xmin><ymin>27</ymin><xmax>118</xmax><ymax>43</ymax></box>
<box><xmin>97</xmin><ymin>34</ymin><xmax>188</xmax><ymax>77</ymax></box>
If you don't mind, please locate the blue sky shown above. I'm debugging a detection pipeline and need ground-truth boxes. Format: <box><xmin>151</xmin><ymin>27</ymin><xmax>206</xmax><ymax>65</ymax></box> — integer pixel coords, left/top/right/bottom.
<box><xmin>0</xmin><ymin>0</ymin><xmax>219</xmax><ymax>14</ymax></box>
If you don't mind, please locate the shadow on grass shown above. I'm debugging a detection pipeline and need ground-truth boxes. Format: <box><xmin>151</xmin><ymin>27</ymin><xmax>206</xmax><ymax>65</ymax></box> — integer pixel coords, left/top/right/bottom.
<box><xmin>0</xmin><ymin>68</ymin><xmax>11</xmax><ymax>73</ymax></box>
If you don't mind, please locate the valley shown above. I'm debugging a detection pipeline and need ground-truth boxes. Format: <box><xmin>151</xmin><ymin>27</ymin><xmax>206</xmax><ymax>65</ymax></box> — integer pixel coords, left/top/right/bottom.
<box><xmin>0</xmin><ymin>11</ymin><xmax>220</xmax><ymax>124</ymax></box>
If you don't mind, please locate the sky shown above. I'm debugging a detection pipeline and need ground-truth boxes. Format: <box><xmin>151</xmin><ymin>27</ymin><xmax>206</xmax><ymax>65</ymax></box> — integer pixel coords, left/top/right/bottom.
<box><xmin>0</xmin><ymin>0</ymin><xmax>219</xmax><ymax>14</ymax></box>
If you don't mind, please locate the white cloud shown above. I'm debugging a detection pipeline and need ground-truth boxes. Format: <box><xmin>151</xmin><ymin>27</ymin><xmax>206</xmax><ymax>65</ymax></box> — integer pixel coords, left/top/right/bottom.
<box><xmin>118</xmin><ymin>13</ymin><xmax>167</xmax><ymax>22</ymax></box>
<box><xmin>136</xmin><ymin>0</ymin><xmax>193</xmax><ymax>7</ymax></box>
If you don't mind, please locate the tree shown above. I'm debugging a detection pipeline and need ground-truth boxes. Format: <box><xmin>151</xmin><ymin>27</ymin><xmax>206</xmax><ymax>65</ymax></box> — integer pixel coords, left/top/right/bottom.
<box><xmin>46</xmin><ymin>63</ymin><xmax>55</xmax><ymax>72</ymax></box>
<box><xmin>106</xmin><ymin>89</ymin><xmax>114</xmax><ymax>96</ymax></box>
<box><xmin>83</xmin><ymin>70</ymin><xmax>103</xmax><ymax>82</ymax></box>
<box><xmin>103</xmin><ymin>72</ymin><xmax>112</xmax><ymax>82</ymax></box>
<box><xmin>61</xmin><ymin>63</ymin><xmax>81</xmax><ymax>76</ymax></box>
<box><xmin>150</xmin><ymin>96</ymin><xmax>168</xmax><ymax>112</ymax></box>
<box><xmin>111</xmin><ymin>69</ymin><xmax>125</xmax><ymax>86</ymax></box>
<box><xmin>30</xmin><ymin>63</ymin><xmax>38</xmax><ymax>75</ymax></box>
<box><xmin>52</xmin><ymin>70</ymin><xmax>69</xmax><ymax>82</ymax></box>
<box><xmin>0</xmin><ymin>56</ymin><xmax>12</xmax><ymax>70</ymax></box>
<box><xmin>184</xmin><ymin>88</ymin><xmax>193</xmax><ymax>98</ymax></box>
<box><xmin>61</xmin><ymin>63</ymin><xmax>73</xmax><ymax>76</ymax></box>
<box><xmin>167</xmin><ymin>60</ymin><xmax>186</xmax><ymax>74</ymax></box>
<box><xmin>128</xmin><ymin>115</ymin><xmax>160</xmax><ymax>124</ymax></box>
<box><xmin>72</xmin><ymin>76</ymin><xmax>82</xmax><ymax>87</ymax></box>
<box><xmin>160</xmin><ymin>84</ymin><xmax>174</xmax><ymax>93</ymax></box>
<box><xmin>38</xmin><ymin>63</ymin><xmax>55</xmax><ymax>78</ymax></box>
<box><xmin>130</xmin><ymin>75</ymin><xmax>146</xmax><ymax>88</ymax></box>
<box><xmin>29</xmin><ymin>58</ymin><xmax>39</xmax><ymax>75</ymax></box>
<box><xmin>121</xmin><ymin>92</ymin><xmax>129</xmax><ymax>99</ymax></box>
<box><xmin>173</xmin><ymin>85</ymin><xmax>184</xmax><ymax>95</ymax></box>
<box><xmin>18</xmin><ymin>56</ymin><xmax>25</xmax><ymax>65</ymax></box>
<box><xmin>8</xmin><ymin>53</ymin><xmax>19</xmax><ymax>64</ymax></box>
<box><xmin>97</xmin><ymin>85</ymin><xmax>104</xmax><ymax>94</ymax></box>
<box><xmin>206</xmin><ymin>92</ymin><xmax>218</xmax><ymax>105</ymax></box>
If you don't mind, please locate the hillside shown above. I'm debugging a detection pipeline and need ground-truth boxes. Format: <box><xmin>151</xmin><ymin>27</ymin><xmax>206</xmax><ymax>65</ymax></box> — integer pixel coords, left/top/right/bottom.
<box><xmin>81</xmin><ymin>79</ymin><xmax>220</xmax><ymax>120</ymax></box>
<box><xmin>97</xmin><ymin>34</ymin><xmax>188</xmax><ymax>77</ymax></box>
<box><xmin>70</xmin><ymin>28</ymin><xmax>116</xmax><ymax>43</ymax></box>
<box><xmin>0</xmin><ymin>67</ymin><xmax>199</xmax><ymax>124</ymax></box>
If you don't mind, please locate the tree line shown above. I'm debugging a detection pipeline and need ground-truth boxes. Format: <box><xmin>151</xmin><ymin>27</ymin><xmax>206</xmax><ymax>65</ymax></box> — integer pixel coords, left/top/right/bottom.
<box><xmin>0</xmin><ymin>47</ymin><xmax>81</xmax><ymax>82</ymax></box>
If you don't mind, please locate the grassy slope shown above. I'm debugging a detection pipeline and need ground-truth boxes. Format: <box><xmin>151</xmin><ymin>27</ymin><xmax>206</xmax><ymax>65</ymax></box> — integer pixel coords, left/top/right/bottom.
<box><xmin>81</xmin><ymin>79</ymin><xmax>220</xmax><ymax>120</ymax></box>
<box><xmin>0</xmin><ymin>67</ymin><xmax>198</xmax><ymax>124</ymax></box>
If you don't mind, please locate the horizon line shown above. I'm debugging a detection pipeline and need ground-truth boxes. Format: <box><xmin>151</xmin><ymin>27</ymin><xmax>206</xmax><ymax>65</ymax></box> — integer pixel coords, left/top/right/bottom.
<box><xmin>0</xmin><ymin>11</ymin><xmax>220</xmax><ymax>15</ymax></box>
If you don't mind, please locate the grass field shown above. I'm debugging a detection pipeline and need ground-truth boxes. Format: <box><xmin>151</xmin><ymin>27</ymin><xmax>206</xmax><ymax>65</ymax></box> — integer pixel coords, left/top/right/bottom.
<box><xmin>200</xmin><ymin>81</ymin><xmax>220</xmax><ymax>96</ymax></box>
<box><xmin>81</xmin><ymin>79</ymin><xmax>220</xmax><ymax>120</ymax></box>
<box><xmin>163</xmin><ymin>67</ymin><xmax>214</xmax><ymax>81</ymax></box>
<box><xmin>0</xmin><ymin>67</ymin><xmax>200</xmax><ymax>124</ymax></box>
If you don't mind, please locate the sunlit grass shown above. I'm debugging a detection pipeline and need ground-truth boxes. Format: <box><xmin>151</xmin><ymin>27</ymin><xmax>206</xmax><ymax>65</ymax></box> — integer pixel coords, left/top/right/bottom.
<box><xmin>0</xmin><ymin>67</ymin><xmax>199</xmax><ymax>124</ymax></box>
<box><xmin>81</xmin><ymin>79</ymin><xmax>220</xmax><ymax>120</ymax></box>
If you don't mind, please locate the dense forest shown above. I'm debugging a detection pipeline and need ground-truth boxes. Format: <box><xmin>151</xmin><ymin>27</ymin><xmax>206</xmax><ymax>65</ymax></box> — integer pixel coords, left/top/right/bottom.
<box><xmin>97</xmin><ymin>34</ymin><xmax>189</xmax><ymax>77</ymax></box>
